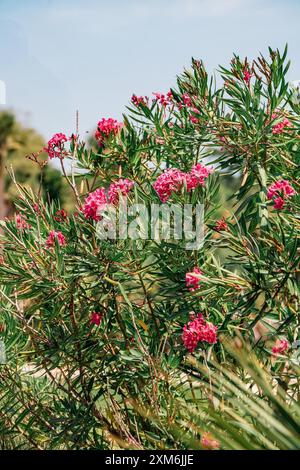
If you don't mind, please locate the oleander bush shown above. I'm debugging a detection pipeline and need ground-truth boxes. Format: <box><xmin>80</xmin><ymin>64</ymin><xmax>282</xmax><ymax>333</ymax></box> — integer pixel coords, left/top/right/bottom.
<box><xmin>0</xmin><ymin>46</ymin><xmax>299</xmax><ymax>450</ymax></box>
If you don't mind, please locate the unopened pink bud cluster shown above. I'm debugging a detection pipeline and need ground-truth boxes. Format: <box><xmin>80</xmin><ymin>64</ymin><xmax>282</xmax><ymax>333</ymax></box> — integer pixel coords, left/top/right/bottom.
<box><xmin>185</xmin><ymin>267</ymin><xmax>202</xmax><ymax>291</ymax></box>
<box><xmin>272</xmin><ymin>338</ymin><xmax>289</xmax><ymax>355</ymax></box>
<box><xmin>46</xmin><ymin>230</ymin><xmax>66</xmax><ymax>248</ymax></box>
<box><xmin>153</xmin><ymin>163</ymin><xmax>212</xmax><ymax>202</ymax></box>
<box><xmin>16</xmin><ymin>213</ymin><xmax>31</xmax><ymax>230</ymax></box>
<box><xmin>182</xmin><ymin>313</ymin><xmax>218</xmax><ymax>353</ymax></box>
<box><xmin>182</xmin><ymin>93</ymin><xmax>192</xmax><ymax>107</ymax></box>
<box><xmin>90</xmin><ymin>312</ymin><xmax>103</xmax><ymax>326</ymax></box>
<box><xmin>131</xmin><ymin>94</ymin><xmax>148</xmax><ymax>106</ymax></box>
<box><xmin>243</xmin><ymin>68</ymin><xmax>252</xmax><ymax>85</ymax></box>
<box><xmin>214</xmin><ymin>218</ymin><xmax>229</xmax><ymax>232</ymax></box>
<box><xmin>201</xmin><ymin>432</ymin><xmax>220</xmax><ymax>450</ymax></box>
<box><xmin>178</xmin><ymin>92</ymin><xmax>200</xmax><ymax>123</ymax></box>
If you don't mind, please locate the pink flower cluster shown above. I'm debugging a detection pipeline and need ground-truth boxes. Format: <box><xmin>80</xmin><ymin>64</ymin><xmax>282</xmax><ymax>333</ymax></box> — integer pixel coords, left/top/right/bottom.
<box><xmin>33</xmin><ymin>203</ymin><xmax>41</xmax><ymax>214</ymax></box>
<box><xmin>46</xmin><ymin>230</ymin><xmax>66</xmax><ymax>248</ymax></box>
<box><xmin>90</xmin><ymin>312</ymin><xmax>103</xmax><ymax>326</ymax></box>
<box><xmin>153</xmin><ymin>164</ymin><xmax>212</xmax><ymax>202</ymax></box>
<box><xmin>272</xmin><ymin>338</ymin><xmax>289</xmax><ymax>356</ymax></box>
<box><xmin>201</xmin><ymin>433</ymin><xmax>220</xmax><ymax>450</ymax></box>
<box><xmin>82</xmin><ymin>179</ymin><xmax>134</xmax><ymax>221</ymax></box>
<box><xmin>243</xmin><ymin>68</ymin><xmax>252</xmax><ymax>85</ymax></box>
<box><xmin>95</xmin><ymin>118</ymin><xmax>122</xmax><ymax>147</ymax></box>
<box><xmin>271</xmin><ymin>112</ymin><xmax>292</xmax><ymax>135</ymax></box>
<box><xmin>177</xmin><ymin>92</ymin><xmax>200</xmax><ymax>123</ymax></box>
<box><xmin>182</xmin><ymin>313</ymin><xmax>218</xmax><ymax>353</ymax></box>
<box><xmin>131</xmin><ymin>94</ymin><xmax>148</xmax><ymax>106</ymax></box>
<box><xmin>214</xmin><ymin>218</ymin><xmax>229</xmax><ymax>232</ymax></box>
<box><xmin>182</xmin><ymin>93</ymin><xmax>192</xmax><ymax>107</ymax></box>
<box><xmin>267</xmin><ymin>179</ymin><xmax>296</xmax><ymax>210</ymax></box>
<box><xmin>16</xmin><ymin>213</ymin><xmax>31</xmax><ymax>230</ymax></box>
<box><xmin>44</xmin><ymin>133</ymin><xmax>68</xmax><ymax>159</ymax></box>
<box><xmin>177</xmin><ymin>93</ymin><xmax>200</xmax><ymax>123</ymax></box>
<box><xmin>82</xmin><ymin>187</ymin><xmax>108</xmax><ymax>221</ymax></box>
<box><xmin>153</xmin><ymin>168</ymin><xmax>186</xmax><ymax>203</ymax></box>
<box><xmin>188</xmin><ymin>107</ymin><xmax>200</xmax><ymax>124</ymax></box>
<box><xmin>108</xmin><ymin>178</ymin><xmax>135</xmax><ymax>205</ymax></box>
<box><xmin>54</xmin><ymin>209</ymin><xmax>68</xmax><ymax>222</ymax></box>
<box><xmin>185</xmin><ymin>267</ymin><xmax>202</xmax><ymax>291</ymax></box>
<box><xmin>152</xmin><ymin>91</ymin><xmax>173</xmax><ymax>107</ymax></box>
<box><xmin>186</xmin><ymin>163</ymin><xmax>213</xmax><ymax>190</ymax></box>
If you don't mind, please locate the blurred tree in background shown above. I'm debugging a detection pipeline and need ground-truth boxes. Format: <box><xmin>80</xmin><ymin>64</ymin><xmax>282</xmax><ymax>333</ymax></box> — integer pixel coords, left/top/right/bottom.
<box><xmin>0</xmin><ymin>111</ymin><xmax>74</xmax><ymax>218</ymax></box>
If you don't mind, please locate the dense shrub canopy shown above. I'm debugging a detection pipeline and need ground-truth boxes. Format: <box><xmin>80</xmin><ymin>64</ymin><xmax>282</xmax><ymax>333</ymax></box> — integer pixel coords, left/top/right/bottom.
<box><xmin>0</xmin><ymin>46</ymin><xmax>299</xmax><ymax>450</ymax></box>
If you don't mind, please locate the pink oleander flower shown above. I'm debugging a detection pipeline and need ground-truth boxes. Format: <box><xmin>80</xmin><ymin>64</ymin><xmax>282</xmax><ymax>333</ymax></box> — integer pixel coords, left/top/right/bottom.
<box><xmin>153</xmin><ymin>168</ymin><xmax>186</xmax><ymax>202</ymax></box>
<box><xmin>44</xmin><ymin>133</ymin><xmax>68</xmax><ymax>159</ymax></box>
<box><xmin>15</xmin><ymin>213</ymin><xmax>31</xmax><ymax>230</ymax></box>
<box><xmin>33</xmin><ymin>203</ymin><xmax>41</xmax><ymax>214</ymax></box>
<box><xmin>267</xmin><ymin>179</ymin><xmax>296</xmax><ymax>199</ymax></box>
<box><xmin>271</xmin><ymin>112</ymin><xmax>292</xmax><ymax>135</ymax></box>
<box><xmin>272</xmin><ymin>338</ymin><xmax>289</xmax><ymax>356</ymax></box>
<box><xmin>95</xmin><ymin>118</ymin><xmax>122</xmax><ymax>147</ymax></box>
<box><xmin>186</xmin><ymin>162</ymin><xmax>213</xmax><ymax>191</ymax></box>
<box><xmin>182</xmin><ymin>93</ymin><xmax>192</xmax><ymax>107</ymax></box>
<box><xmin>90</xmin><ymin>312</ymin><xmax>103</xmax><ymax>326</ymax></box>
<box><xmin>46</xmin><ymin>230</ymin><xmax>66</xmax><ymax>248</ymax></box>
<box><xmin>273</xmin><ymin>197</ymin><xmax>285</xmax><ymax>210</ymax></box>
<box><xmin>54</xmin><ymin>209</ymin><xmax>68</xmax><ymax>222</ymax></box>
<box><xmin>214</xmin><ymin>218</ymin><xmax>229</xmax><ymax>232</ymax></box>
<box><xmin>189</xmin><ymin>107</ymin><xmax>200</xmax><ymax>124</ymax></box>
<box><xmin>272</xmin><ymin>119</ymin><xmax>292</xmax><ymax>135</ymax></box>
<box><xmin>243</xmin><ymin>68</ymin><xmax>252</xmax><ymax>85</ymax></box>
<box><xmin>82</xmin><ymin>187</ymin><xmax>107</xmax><ymax>221</ymax></box>
<box><xmin>182</xmin><ymin>314</ymin><xmax>205</xmax><ymax>353</ymax></box>
<box><xmin>108</xmin><ymin>178</ymin><xmax>135</xmax><ymax>204</ymax></box>
<box><xmin>201</xmin><ymin>432</ymin><xmax>220</xmax><ymax>450</ymax></box>
<box><xmin>267</xmin><ymin>179</ymin><xmax>296</xmax><ymax>210</ymax></box>
<box><xmin>182</xmin><ymin>313</ymin><xmax>218</xmax><ymax>353</ymax></box>
<box><xmin>198</xmin><ymin>322</ymin><xmax>218</xmax><ymax>344</ymax></box>
<box><xmin>185</xmin><ymin>267</ymin><xmax>203</xmax><ymax>291</ymax></box>
<box><xmin>153</xmin><ymin>163</ymin><xmax>212</xmax><ymax>202</ymax></box>
<box><xmin>152</xmin><ymin>92</ymin><xmax>171</xmax><ymax>107</ymax></box>
<box><xmin>131</xmin><ymin>94</ymin><xmax>148</xmax><ymax>107</ymax></box>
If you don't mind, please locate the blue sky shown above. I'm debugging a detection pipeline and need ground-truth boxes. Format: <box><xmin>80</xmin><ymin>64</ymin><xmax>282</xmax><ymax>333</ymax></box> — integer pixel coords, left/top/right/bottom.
<box><xmin>1</xmin><ymin>0</ymin><xmax>300</xmax><ymax>140</ymax></box>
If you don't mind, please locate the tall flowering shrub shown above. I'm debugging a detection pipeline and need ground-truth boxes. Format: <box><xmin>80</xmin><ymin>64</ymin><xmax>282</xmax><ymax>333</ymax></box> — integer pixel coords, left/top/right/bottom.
<box><xmin>0</xmin><ymin>46</ymin><xmax>299</xmax><ymax>450</ymax></box>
